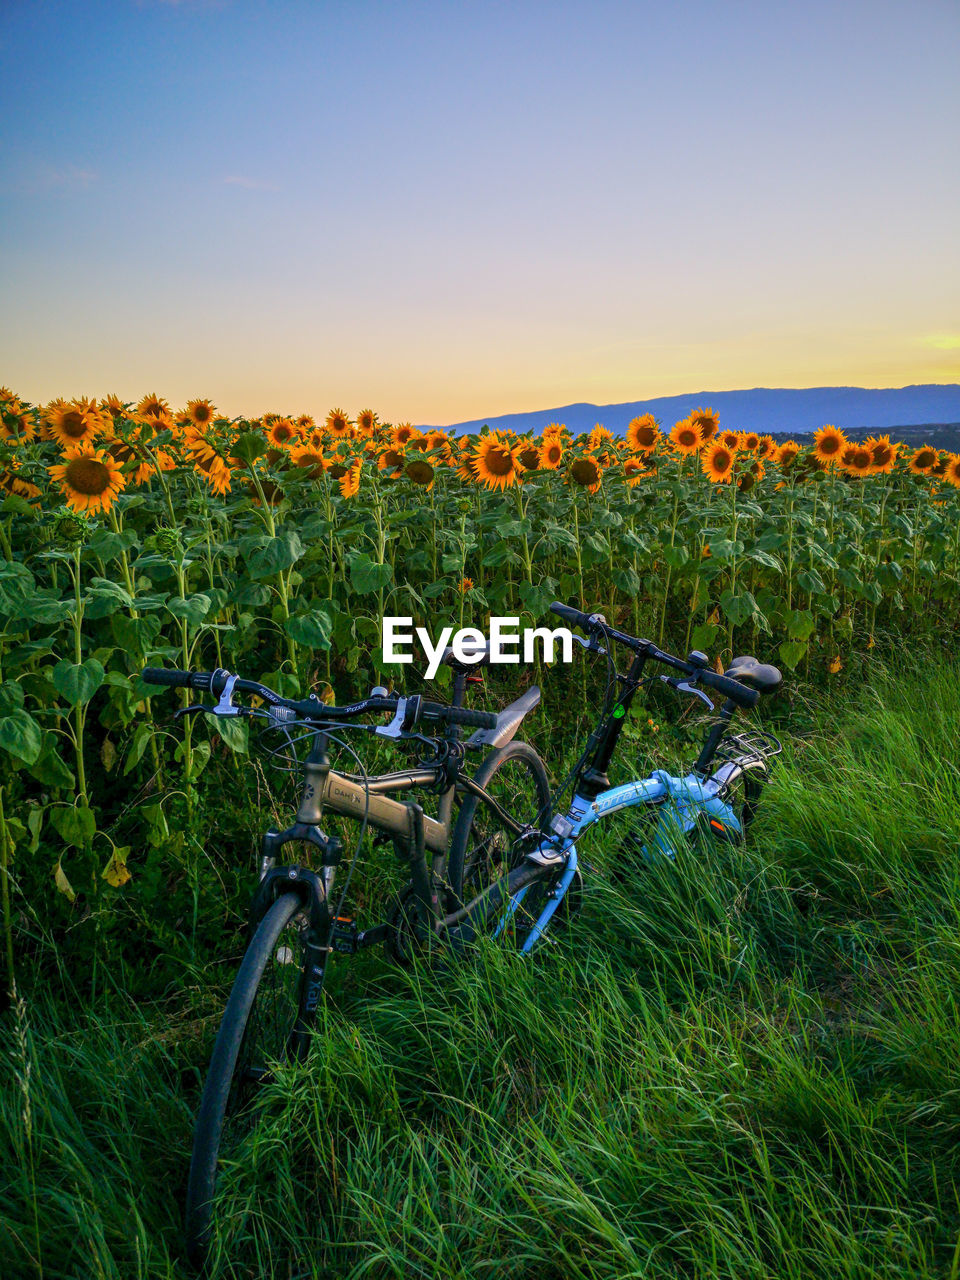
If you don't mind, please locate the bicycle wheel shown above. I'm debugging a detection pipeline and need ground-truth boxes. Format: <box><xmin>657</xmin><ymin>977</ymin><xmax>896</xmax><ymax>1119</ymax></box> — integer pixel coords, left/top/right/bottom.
<box><xmin>712</xmin><ymin>768</ymin><xmax>767</xmax><ymax>841</ymax></box>
<box><xmin>446</xmin><ymin>739</ymin><xmax>552</xmax><ymax>929</ymax></box>
<box><xmin>185</xmin><ymin>891</ymin><xmax>309</xmax><ymax>1264</ymax></box>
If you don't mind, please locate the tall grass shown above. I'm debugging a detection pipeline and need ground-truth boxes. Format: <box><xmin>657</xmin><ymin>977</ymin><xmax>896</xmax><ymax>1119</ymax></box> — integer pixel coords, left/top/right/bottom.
<box><xmin>2</xmin><ymin>654</ymin><xmax>959</xmax><ymax>1278</ymax></box>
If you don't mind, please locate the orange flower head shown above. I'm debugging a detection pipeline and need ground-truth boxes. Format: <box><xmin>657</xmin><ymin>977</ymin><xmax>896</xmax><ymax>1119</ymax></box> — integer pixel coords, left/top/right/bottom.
<box><xmin>702</xmin><ymin>441</ymin><xmax>736</xmax><ymax>484</ymax></box>
<box><xmin>813</xmin><ymin>425</ymin><xmax>846</xmax><ymax>465</ymax></box>
<box><xmin>48</xmin><ymin>440</ymin><xmax>126</xmax><ymax>513</ymax></box>
<box><xmin>908</xmin><ymin>445</ymin><xmax>938</xmax><ymax>475</ymax></box>
<box><xmin>669</xmin><ymin>418</ymin><xmax>701</xmax><ymax>455</ymax></box>
<box><xmin>568</xmin><ymin>454</ymin><xmax>603</xmax><ymax>493</ymax></box>
<box><xmin>689</xmin><ymin>407</ymin><xmax>719</xmax><ymax>443</ymax></box>
<box><xmin>472</xmin><ymin>435</ymin><xmax>522</xmax><ymax>491</ymax></box>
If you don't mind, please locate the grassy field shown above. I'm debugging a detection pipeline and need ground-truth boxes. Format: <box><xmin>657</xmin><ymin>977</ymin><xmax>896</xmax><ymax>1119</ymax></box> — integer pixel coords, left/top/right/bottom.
<box><xmin>3</xmin><ymin>651</ymin><xmax>959</xmax><ymax>1279</ymax></box>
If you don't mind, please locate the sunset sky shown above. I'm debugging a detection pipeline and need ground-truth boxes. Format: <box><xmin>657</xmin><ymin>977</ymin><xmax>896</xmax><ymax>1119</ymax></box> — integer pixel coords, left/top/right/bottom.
<box><xmin>2</xmin><ymin>0</ymin><xmax>958</xmax><ymax>425</ymax></box>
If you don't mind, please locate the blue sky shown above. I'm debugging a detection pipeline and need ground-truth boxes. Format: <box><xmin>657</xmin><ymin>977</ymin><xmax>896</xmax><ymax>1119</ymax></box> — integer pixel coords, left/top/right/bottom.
<box><xmin>2</xmin><ymin>0</ymin><xmax>958</xmax><ymax>423</ymax></box>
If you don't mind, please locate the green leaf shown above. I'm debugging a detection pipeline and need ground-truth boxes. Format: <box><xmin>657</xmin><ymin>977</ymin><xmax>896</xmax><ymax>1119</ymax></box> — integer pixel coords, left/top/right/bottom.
<box><xmin>719</xmin><ymin>590</ymin><xmax>757</xmax><ymax>627</ymax></box>
<box><xmin>748</xmin><ymin>549</ymin><xmax>784</xmax><ymax>572</ymax></box>
<box><xmin>797</xmin><ymin>569</ymin><xmax>826</xmax><ymax>596</ymax></box>
<box><xmin>52</xmin><ymin>659</ymin><xmax>105</xmax><ymax>707</ymax></box>
<box><xmin>247</xmin><ymin>532</ymin><xmax>304</xmax><ymax>578</ymax></box>
<box><xmin>662</xmin><ymin>544</ymin><xmax>690</xmax><ymax>570</ymax></box>
<box><xmin>612</xmin><ymin>567</ymin><xmax>641</xmax><ymax>596</ymax></box>
<box><xmin>285</xmin><ymin>608</ymin><xmax>333</xmax><ymax>649</ymax></box>
<box><xmin>0</xmin><ymin>709</ymin><xmax>42</xmax><ymax>766</ymax></box>
<box><xmin>101</xmin><ymin>846</ymin><xmax>132</xmax><ymax>887</ymax></box>
<box><xmin>166</xmin><ymin>593</ymin><xmax>212</xmax><ymax>625</ymax></box>
<box><xmin>54</xmin><ymin>859</ymin><xmax>76</xmax><ymax>903</ymax></box>
<box><xmin>50</xmin><ymin>804</ymin><xmax>96</xmax><ymax>849</ymax></box>
<box><xmin>778</xmin><ymin>639</ymin><xmax>807</xmax><ymax>670</ymax></box>
<box><xmin>211</xmin><ymin>715</ymin><xmax>249</xmax><ymax>754</ymax></box>
<box><xmin>124</xmin><ymin>723</ymin><xmax>154</xmax><ymax>775</ymax></box>
<box><xmin>348</xmin><ymin>553</ymin><xmax>393</xmax><ymax>594</ymax></box>
<box><xmin>785</xmin><ymin>609</ymin><xmax>816</xmax><ymax>642</ymax></box>
<box><xmin>690</xmin><ymin>621</ymin><xmax>719</xmax><ymax>651</ymax></box>
<box><xmin>231</xmin><ymin>430</ymin><xmax>268</xmax><ymax>464</ymax></box>
<box><xmin>111</xmin><ymin>612</ymin><xmax>162</xmax><ymax>655</ymax></box>
<box><xmin>518</xmin><ymin>578</ymin><xmax>557</xmax><ymax>617</ymax></box>
<box><xmin>0</xmin><ymin>681</ymin><xmax>25</xmax><ymax>715</ymax></box>
<box><xmin>29</xmin><ymin>743</ymin><xmax>74</xmax><ymax>789</ymax></box>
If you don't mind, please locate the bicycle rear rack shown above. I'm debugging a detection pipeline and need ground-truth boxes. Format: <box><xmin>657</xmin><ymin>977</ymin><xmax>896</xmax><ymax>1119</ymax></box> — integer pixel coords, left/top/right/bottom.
<box><xmin>713</xmin><ymin>728</ymin><xmax>783</xmax><ymax>769</ymax></box>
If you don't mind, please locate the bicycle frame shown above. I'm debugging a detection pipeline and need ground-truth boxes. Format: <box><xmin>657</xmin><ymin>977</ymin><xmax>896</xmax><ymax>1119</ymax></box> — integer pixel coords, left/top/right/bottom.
<box><xmin>495</xmin><ymin>643</ymin><xmax>770</xmax><ymax>952</ymax></box>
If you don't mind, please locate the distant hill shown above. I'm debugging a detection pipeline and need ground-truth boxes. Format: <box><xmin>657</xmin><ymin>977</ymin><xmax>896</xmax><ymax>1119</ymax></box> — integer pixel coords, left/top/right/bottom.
<box><xmin>421</xmin><ymin>385</ymin><xmax>960</xmax><ymax>444</ymax></box>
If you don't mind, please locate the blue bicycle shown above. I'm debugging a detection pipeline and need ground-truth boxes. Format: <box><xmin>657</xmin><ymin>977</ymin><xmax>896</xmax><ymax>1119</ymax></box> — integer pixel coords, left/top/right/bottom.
<box><xmin>446</xmin><ymin>602</ymin><xmax>783</xmax><ymax>951</ymax></box>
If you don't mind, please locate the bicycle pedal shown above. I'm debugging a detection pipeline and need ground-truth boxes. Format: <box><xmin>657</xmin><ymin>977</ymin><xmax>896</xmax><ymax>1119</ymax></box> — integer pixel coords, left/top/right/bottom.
<box><xmin>331</xmin><ymin>915</ymin><xmax>359</xmax><ymax>954</ymax></box>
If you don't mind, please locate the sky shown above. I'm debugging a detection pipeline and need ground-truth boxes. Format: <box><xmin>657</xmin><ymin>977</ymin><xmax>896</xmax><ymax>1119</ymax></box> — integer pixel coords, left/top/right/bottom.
<box><xmin>1</xmin><ymin>0</ymin><xmax>958</xmax><ymax>426</ymax></box>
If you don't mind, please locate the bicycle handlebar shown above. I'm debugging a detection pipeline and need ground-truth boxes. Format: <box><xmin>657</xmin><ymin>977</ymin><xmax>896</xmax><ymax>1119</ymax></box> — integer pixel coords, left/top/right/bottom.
<box><xmin>549</xmin><ymin>602</ymin><xmax>760</xmax><ymax>709</ymax></box>
<box><xmin>141</xmin><ymin>668</ymin><xmax>499</xmax><ymax>730</ymax></box>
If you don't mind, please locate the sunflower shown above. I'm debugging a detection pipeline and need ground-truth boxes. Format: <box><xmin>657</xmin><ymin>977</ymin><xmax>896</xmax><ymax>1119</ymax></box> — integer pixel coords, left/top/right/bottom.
<box><xmin>517</xmin><ymin>444</ymin><xmax>541</xmax><ymax>470</ymax></box>
<box><xmin>624</xmin><ymin>417</ymin><xmax>660</xmax><ymax>453</ymax></box>
<box><xmin>338</xmin><ymin>459</ymin><xmax>362</xmax><ymax>498</ymax></box>
<box><xmin>669</xmin><ymin>418</ymin><xmax>701</xmax><ymax>455</ymax></box>
<box><xmin>588</xmin><ymin>424</ymin><xmax>615</xmax><ymax>451</ymax></box>
<box><xmin>155</xmin><ymin>449</ymin><xmax>176</xmax><ymax>472</ymax></box>
<box><xmin>377</xmin><ymin>447</ymin><xmax>406</xmax><ymax>478</ymax></box>
<box><xmin>739</xmin><ymin>430</ymin><xmax>762</xmax><ymax>453</ymax></box>
<box><xmin>842</xmin><ymin>444</ymin><xmax>873</xmax><ymax>477</ymax></box>
<box><xmin>862</xmin><ymin>434</ymin><xmax>896</xmax><ymax>474</ymax></box>
<box><xmin>356</xmin><ymin>408</ymin><xmax>378</xmax><ymax>434</ymax></box>
<box><xmin>689</xmin><ymin>407</ymin><xmax>719</xmax><ymax>443</ymax></box>
<box><xmin>405</xmin><ymin>459</ymin><xmax>435</xmax><ymax>489</ymax></box>
<box><xmin>943</xmin><ymin>454</ymin><xmax>960</xmax><ymax>488</ymax></box>
<box><xmin>391</xmin><ymin>423</ymin><xmax>418</xmax><ymax>449</ymax></box>
<box><xmin>568</xmin><ymin>455</ymin><xmax>603</xmax><ymax>493</ymax></box>
<box><xmin>100</xmin><ymin>394</ymin><xmax>130</xmax><ymax>420</ymax></box>
<box><xmin>195</xmin><ymin>454</ymin><xmax>233</xmax><ymax>496</ymax></box>
<box><xmin>136</xmin><ymin>393</ymin><xmax>173</xmax><ymax>429</ymax></box>
<box><xmin>290</xmin><ymin>446</ymin><xmax>327</xmax><ymax>479</ymax></box>
<box><xmin>737</xmin><ymin>458</ymin><xmax>766</xmax><ymax>492</ymax></box>
<box><xmin>812</xmin><ymin>424</ymin><xmax>846</xmax><ymax>465</ymax></box>
<box><xmin>776</xmin><ymin>440</ymin><xmax>801</xmax><ymax>468</ymax></box>
<box><xmin>757</xmin><ymin>434</ymin><xmax>778</xmax><ymax>460</ymax></box>
<box><xmin>458</xmin><ymin>577</ymin><xmax>474</xmax><ymax>593</ymax></box>
<box><xmin>0</xmin><ymin>465</ymin><xmax>41</xmax><ymax>503</ymax></box>
<box><xmin>827</xmin><ymin>655</ymin><xmax>842</xmax><ymax>675</ymax></box>
<box><xmin>701</xmin><ymin>441</ymin><xmax>736</xmax><ymax>484</ymax></box>
<box><xmin>472</xmin><ymin>435</ymin><xmax>522</xmax><ymax>491</ymax></box>
<box><xmin>295</xmin><ymin>414</ymin><xmax>316</xmax><ymax>433</ymax></box>
<box><xmin>623</xmin><ymin>457</ymin><xmax>652</xmax><ymax>486</ymax></box>
<box><xmin>268</xmin><ymin>418</ymin><xmax>299</xmax><ymax>448</ymax></box>
<box><xmin>719</xmin><ymin>430</ymin><xmax>740</xmax><ymax>450</ymax></box>
<box><xmin>326</xmin><ymin>407</ymin><xmax>354</xmax><ymax>438</ymax></box>
<box><xmin>539</xmin><ymin>436</ymin><xmax>563</xmax><ymax>469</ymax></box>
<box><xmin>1</xmin><ymin>405</ymin><xmax>36</xmax><ymax>444</ymax></box>
<box><xmin>423</xmin><ymin>429</ymin><xmax>452</xmax><ymax>459</ymax></box>
<box><xmin>454</xmin><ymin>447</ymin><xmax>479</xmax><ymax>483</ymax></box>
<box><xmin>185</xmin><ymin>399</ymin><xmax>217</xmax><ymax>429</ymax></box>
<box><xmin>908</xmin><ymin>446</ymin><xmax>938</xmax><ymax>475</ymax></box>
<box><xmin>48</xmin><ymin>441</ymin><xmax>126</xmax><ymax>513</ymax></box>
<box><xmin>46</xmin><ymin>398</ymin><xmax>105</xmax><ymax>448</ymax></box>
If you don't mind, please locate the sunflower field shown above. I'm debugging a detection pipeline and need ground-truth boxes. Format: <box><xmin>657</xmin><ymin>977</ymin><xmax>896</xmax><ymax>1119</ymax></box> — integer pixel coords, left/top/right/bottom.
<box><xmin>1</xmin><ymin>386</ymin><xmax>959</xmax><ymax>935</ymax></box>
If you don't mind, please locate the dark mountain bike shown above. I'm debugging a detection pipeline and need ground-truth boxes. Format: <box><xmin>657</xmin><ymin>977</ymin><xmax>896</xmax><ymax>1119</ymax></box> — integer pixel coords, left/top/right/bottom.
<box><xmin>142</xmin><ymin>655</ymin><xmax>548</xmax><ymax>1266</ymax></box>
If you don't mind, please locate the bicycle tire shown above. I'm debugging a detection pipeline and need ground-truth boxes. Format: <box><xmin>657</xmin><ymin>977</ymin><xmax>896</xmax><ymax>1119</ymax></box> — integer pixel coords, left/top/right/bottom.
<box><xmin>714</xmin><ymin>768</ymin><xmax>767</xmax><ymax>840</ymax></box>
<box><xmin>185</xmin><ymin>891</ymin><xmax>307</xmax><ymax>1264</ymax></box>
<box><xmin>446</xmin><ymin>739</ymin><xmax>552</xmax><ymax>939</ymax></box>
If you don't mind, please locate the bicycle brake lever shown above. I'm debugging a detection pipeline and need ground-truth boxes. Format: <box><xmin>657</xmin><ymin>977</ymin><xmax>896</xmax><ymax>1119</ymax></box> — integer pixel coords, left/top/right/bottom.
<box><xmin>174</xmin><ymin>703</ymin><xmax>211</xmax><ymax>719</ymax></box>
<box><xmin>572</xmin><ymin>633</ymin><xmax>607</xmax><ymax>656</ymax></box>
<box><xmin>659</xmin><ymin>675</ymin><xmax>715</xmax><ymax>710</ymax></box>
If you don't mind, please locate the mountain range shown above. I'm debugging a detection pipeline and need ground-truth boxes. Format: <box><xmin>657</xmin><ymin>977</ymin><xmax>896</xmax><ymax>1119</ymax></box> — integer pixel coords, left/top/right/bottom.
<box><xmin>422</xmin><ymin>385</ymin><xmax>960</xmax><ymax>445</ymax></box>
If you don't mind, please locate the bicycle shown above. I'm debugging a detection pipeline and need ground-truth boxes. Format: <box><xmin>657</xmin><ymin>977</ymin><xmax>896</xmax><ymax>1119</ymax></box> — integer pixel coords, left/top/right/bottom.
<box><xmin>446</xmin><ymin>601</ymin><xmax>784</xmax><ymax>950</ymax></box>
<box><xmin>141</xmin><ymin>656</ymin><xmax>549</xmax><ymax>1265</ymax></box>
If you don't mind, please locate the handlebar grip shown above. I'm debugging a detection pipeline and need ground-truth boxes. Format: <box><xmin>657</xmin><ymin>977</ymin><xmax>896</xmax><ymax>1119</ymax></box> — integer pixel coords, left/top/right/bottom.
<box><xmin>141</xmin><ymin>667</ymin><xmax>212</xmax><ymax>692</ymax></box>
<box><xmin>422</xmin><ymin>702</ymin><xmax>499</xmax><ymax>730</ymax></box>
<box><xmin>701</xmin><ymin>669</ymin><xmax>760</xmax><ymax>709</ymax></box>
<box><xmin>549</xmin><ymin>601</ymin><xmax>593</xmax><ymax>630</ymax></box>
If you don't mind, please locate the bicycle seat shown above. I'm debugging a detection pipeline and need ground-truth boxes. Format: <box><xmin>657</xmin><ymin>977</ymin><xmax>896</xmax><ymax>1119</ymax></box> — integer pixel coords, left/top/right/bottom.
<box><xmin>441</xmin><ymin>640</ymin><xmax>492</xmax><ymax>672</ymax></box>
<box><xmin>724</xmin><ymin>656</ymin><xmax>782</xmax><ymax>695</ymax></box>
<box><xmin>465</xmin><ymin>685</ymin><xmax>541</xmax><ymax>749</ymax></box>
